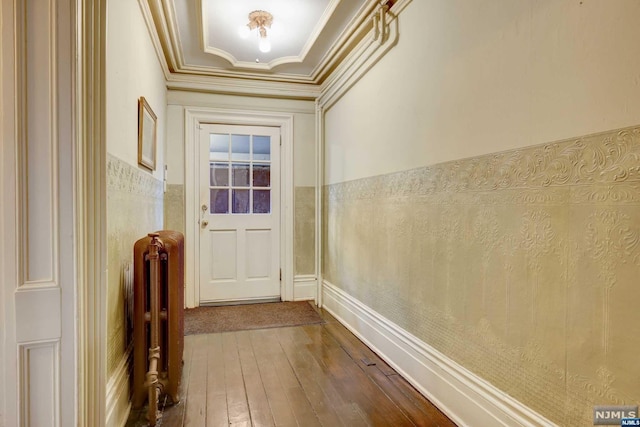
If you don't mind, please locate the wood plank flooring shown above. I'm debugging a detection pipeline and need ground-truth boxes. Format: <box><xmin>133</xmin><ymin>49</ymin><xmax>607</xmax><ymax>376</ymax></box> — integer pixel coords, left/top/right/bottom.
<box><xmin>127</xmin><ymin>305</ymin><xmax>456</xmax><ymax>427</ymax></box>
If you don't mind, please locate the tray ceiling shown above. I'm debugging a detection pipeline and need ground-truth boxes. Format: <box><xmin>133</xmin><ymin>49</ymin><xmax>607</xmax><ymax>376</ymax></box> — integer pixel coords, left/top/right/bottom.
<box><xmin>148</xmin><ymin>0</ymin><xmax>374</xmax><ymax>84</ymax></box>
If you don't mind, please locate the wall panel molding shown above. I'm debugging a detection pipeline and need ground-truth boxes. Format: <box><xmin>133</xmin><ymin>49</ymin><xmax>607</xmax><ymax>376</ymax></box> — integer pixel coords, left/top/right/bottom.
<box><xmin>18</xmin><ymin>0</ymin><xmax>59</xmax><ymax>285</ymax></box>
<box><xmin>19</xmin><ymin>340</ymin><xmax>61</xmax><ymax>427</ymax></box>
<box><xmin>3</xmin><ymin>0</ymin><xmax>87</xmax><ymax>424</ymax></box>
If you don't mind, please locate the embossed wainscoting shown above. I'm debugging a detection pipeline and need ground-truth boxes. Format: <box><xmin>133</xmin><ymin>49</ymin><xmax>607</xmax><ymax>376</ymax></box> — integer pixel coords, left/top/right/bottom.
<box><xmin>295</xmin><ymin>186</ymin><xmax>316</xmax><ymax>276</ymax></box>
<box><xmin>106</xmin><ymin>154</ymin><xmax>164</xmax><ymax>426</ymax></box>
<box><xmin>164</xmin><ymin>184</ymin><xmax>185</xmax><ymax>236</ymax></box>
<box><xmin>322</xmin><ymin>126</ymin><xmax>640</xmax><ymax>426</ymax></box>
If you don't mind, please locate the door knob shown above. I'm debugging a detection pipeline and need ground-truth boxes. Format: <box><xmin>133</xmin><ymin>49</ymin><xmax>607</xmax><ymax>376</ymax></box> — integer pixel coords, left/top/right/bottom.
<box><xmin>201</xmin><ymin>220</ymin><xmax>209</xmax><ymax>228</ymax></box>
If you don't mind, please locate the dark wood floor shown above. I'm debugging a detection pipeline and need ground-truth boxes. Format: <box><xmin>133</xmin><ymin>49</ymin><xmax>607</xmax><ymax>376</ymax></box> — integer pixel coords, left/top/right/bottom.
<box><xmin>127</xmin><ymin>305</ymin><xmax>456</xmax><ymax>427</ymax></box>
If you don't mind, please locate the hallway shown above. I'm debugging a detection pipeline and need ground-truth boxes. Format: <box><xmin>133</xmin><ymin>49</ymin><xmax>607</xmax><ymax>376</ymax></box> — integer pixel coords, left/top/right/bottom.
<box><xmin>127</xmin><ymin>306</ymin><xmax>456</xmax><ymax>426</ymax></box>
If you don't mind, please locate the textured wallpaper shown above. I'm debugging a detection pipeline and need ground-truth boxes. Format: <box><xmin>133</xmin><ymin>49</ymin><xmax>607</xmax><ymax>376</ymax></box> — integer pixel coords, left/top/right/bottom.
<box><xmin>295</xmin><ymin>186</ymin><xmax>316</xmax><ymax>275</ymax></box>
<box><xmin>323</xmin><ymin>126</ymin><xmax>640</xmax><ymax>426</ymax></box>
<box><xmin>164</xmin><ymin>184</ymin><xmax>185</xmax><ymax>236</ymax></box>
<box><xmin>106</xmin><ymin>154</ymin><xmax>164</xmax><ymax>378</ymax></box>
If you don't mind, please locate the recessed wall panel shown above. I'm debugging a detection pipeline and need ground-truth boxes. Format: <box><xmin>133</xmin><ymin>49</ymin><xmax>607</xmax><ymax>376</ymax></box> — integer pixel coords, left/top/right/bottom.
<box><xmin>20</xmin><ymin>341</ymin><xmax>60</xmax><ymax>427</ymax></box>
<box><xmin>23</xmin><ymin>0</ymin><xmax>56</xmax><ymax>283</ymax></box>
<box><xmin>210</xmin><ymin>230</ymin><xmax>237</xmax><ymax>280</ymax></box>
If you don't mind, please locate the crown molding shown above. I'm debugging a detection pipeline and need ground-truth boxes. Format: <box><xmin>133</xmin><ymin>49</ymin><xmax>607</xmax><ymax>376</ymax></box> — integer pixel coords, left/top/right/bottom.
<box><xmin>144</xmin><ymin>0</ymin><xmax>410</xmax><ymax>100</ymax></box>
<box><xmin>143</xmin><ymin>0</ymin><xmax>384</xmax><ymax>84</ymax></box>
<box><xmin>319</xmin><ymin>0</ymin><xmax>402</xmax><ymax>109</ymax></box>
<box><xmin>165</xmin><ymin>73</ymin><xmax>321</xmax><ymax>100</ymax></box>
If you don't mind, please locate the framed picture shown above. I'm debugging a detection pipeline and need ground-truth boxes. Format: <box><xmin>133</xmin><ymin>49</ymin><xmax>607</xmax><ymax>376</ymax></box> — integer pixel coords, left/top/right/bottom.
<box><xmin>138</xmin><ymin>96</ymin><xmax>157</xmax><ymax>171</ymax></box>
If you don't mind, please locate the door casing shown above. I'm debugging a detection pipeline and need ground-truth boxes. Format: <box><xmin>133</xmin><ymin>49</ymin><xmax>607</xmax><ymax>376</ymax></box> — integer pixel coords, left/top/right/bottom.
<box><xmin>184</xmin><ymin>107</ymin><xmax>294</xmax><ymax>308</ymax></box>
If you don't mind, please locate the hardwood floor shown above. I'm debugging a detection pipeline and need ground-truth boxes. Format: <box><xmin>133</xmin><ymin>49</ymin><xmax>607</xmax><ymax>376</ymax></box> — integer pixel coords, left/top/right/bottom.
<box><xmin>127</xmin><ymin>305</ymin><xmax>456</xmax><ymax>427</ymax></box>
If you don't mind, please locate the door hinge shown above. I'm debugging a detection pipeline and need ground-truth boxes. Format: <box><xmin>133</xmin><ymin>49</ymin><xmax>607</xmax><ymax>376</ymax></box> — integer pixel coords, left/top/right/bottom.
<box><xmin>279</xmin><ymin>269</ymin><xmax>282</xmax><ymax>281</ymax></box>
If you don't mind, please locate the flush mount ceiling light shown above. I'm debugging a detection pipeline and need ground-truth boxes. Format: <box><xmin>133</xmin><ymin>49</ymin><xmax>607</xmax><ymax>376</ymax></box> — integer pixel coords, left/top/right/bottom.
<box><xmin>238</xmin><ymin>10</ymin><xmax>273</xmax><ymax>53</ymax></box>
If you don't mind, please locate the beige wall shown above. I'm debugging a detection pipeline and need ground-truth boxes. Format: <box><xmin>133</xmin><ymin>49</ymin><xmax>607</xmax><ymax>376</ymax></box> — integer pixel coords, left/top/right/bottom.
<box><xmin>165</xmin><ymin>91</ymin><xmax>317</xmax><ymax>275</ymax></box>
<box><xmin>325</xmin><ymin>0</ymin><xmax>640</xmax><ymax>184</ymax></box>
<box><xmin>106</xmin><ymin>0</ymin><xmax>167</xmax><ymax>378</ymax></box>
<box><xmin>323</xmin><ymin>1</ymin><xmax>640</xmax><ymax>425</ymax></box>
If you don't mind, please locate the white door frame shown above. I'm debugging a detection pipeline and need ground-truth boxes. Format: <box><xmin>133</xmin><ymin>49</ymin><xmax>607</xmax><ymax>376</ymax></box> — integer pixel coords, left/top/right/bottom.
<box><xmin>184</xmin><ymin>107</ymin><xmax>295</xmax><ymax>308</ymax></box>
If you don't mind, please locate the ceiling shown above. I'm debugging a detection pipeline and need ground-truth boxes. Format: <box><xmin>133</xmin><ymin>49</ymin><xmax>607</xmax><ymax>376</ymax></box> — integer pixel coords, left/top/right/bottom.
<box><xmin>145</xmin><ymin>0</ymin><xmax>377</xmax><ymax>87</ymax></box>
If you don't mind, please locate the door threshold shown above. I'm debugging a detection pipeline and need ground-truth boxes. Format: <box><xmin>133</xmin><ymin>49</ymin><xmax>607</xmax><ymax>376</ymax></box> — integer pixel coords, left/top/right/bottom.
<box><xmin>199</xmin><ymin>297</ymin><xmax>281</xmax><ymax>307</ymax></box>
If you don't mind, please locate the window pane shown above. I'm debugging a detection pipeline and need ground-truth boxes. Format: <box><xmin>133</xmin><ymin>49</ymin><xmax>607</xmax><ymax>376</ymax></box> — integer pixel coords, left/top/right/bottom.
<box><xmin>232</xmin><ymin>189</ymin><xmax>250</xmax><ymax>213</ymax></box>
<box><xmin>253</xmin><ymin>135</ymin><xmax>271</xmax><ymax>161</ymax></box>
<box><xmin>231</xmin><ymin>134</ymin><xmax>250</xmax><ymax>161</ymax></box>
<box><xmin>232</xmin><ymin>163</ymin><xmax>250</xmax><ymax>187</ymax></box>
<box><xmin>253</xmin><ymin>190</ymin><xmax>270</xmax><ymax>214</ymax></box>
<box><xmin>210</xmin><ymin>163</ymin><xmax>229</xmax><ymax>186</ymax></box>
<box><xmin>210</xmin><ymin>134</ymin><xmax>229</xmax><ymax>161</ymax></box>
<box><xmin>210</xmin><ymin>189</ymin><xmax>229</xmax><ymax>214</ymax></box>
<box><xmin>253</xmin><ymin>164</ymin><xmax>270</xmax><ymax>187</ymax></box>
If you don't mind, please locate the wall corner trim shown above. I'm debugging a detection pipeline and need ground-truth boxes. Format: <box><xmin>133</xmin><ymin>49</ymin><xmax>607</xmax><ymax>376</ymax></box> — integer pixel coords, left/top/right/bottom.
<box><xmin>318</xmin><ymin>1</ymin><xmax>408</xmax><ymax>110</ymax></box>
<box><xmin>321</xmin><ymin>281</ymin><xmax>558</xmax><ymax>427</ymax></box>
<box><xmin>105</xmin><ymin>350</ymin><xmax>131</xmax><ymax>427</ymax></box>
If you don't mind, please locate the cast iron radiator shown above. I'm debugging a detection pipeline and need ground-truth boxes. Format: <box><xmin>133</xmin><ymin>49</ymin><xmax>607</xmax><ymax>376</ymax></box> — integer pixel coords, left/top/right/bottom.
<box><xmin>132</xmin><ymin>230</ymin><xmax>184</xmax><ymax>424</ymax></box>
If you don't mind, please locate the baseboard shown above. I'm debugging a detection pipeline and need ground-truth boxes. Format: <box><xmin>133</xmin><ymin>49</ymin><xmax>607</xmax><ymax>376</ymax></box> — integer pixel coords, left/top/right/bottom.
<box><xmin>106</xmin><ymin>350</ymin><xmax>132</xmax><ymax>427</ymax></box>
<box><xmin>293</xmin><ymin>275</ymin><xmax>317</xmax><ymax>301</ymax></box>
<box><xmin>322</xmin><ymin>281</ymin><xmax>557</xmax><ymax>427</ymax></box>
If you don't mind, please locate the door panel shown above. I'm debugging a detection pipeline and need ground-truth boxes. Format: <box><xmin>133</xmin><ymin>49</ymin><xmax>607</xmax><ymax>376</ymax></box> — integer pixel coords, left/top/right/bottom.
<box><xmin>209</xmin><ymin>230</ymin><xmax>237</xmax><ymax>280</ymax></box>
<box><xmin>199</xmin><ymin>124</ymin><xmax>281</xmax><ymax>303</ymax></box>
<box><xmin>246</xmin><ymin>229</ymin><xmax>272</xmax><ymax>279</ymax></box>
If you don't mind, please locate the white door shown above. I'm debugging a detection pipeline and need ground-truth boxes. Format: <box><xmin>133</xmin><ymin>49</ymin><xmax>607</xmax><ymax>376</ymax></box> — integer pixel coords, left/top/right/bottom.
<box><xmin>199</xmin><ymin>124</ymin><xmax>281</xmax><ymax>303</ymax></box>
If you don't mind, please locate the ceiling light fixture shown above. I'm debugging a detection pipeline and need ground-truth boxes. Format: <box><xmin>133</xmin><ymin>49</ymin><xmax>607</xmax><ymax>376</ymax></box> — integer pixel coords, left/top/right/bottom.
<box><xmin>238</xmin><ymin>10</ymin><xmax>273</xmax><ymax>53</ymax></box>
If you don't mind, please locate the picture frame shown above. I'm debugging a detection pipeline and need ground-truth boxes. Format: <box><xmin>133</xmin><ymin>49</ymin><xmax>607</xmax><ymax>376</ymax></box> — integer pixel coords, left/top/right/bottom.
<box><xmin>138</xmin><ymin>96</ymin><xmax>157</xmax><ymax>171</ymax></box>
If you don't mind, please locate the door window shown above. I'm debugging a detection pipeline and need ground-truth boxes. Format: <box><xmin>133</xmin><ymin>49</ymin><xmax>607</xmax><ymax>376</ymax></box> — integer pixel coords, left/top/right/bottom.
<box><xmin>209</xmin><ymin>133</ymin><xmax>272</xmax><ymax>214</ymax></box>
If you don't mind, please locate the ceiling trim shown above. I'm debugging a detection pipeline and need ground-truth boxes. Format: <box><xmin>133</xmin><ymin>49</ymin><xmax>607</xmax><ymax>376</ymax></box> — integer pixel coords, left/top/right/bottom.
<box><xmin>145</xmin><ymin>0</ymin><xmax>380</xmax><ymax>84</ymax></box>
<box><xmin>320</xmin><ymin>1</ymin><xmax>402</xmax><ymax>109</ymax></box>
<box><xmin>138</xmin><ymin>0</ymin><xmax>172</xmax><ymax>78</ymax></box>
<box><xmin>141</xmin><ymin>0</ymin><xmax>411</xmax><ymax>99</ymax></box>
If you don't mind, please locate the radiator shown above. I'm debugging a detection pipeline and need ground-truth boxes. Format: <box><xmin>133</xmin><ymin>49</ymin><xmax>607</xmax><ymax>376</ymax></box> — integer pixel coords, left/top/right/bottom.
<box><xmin>132</xmin><ymin>231</ymin><xmax>184</xmax><ymax>424</ymax></box>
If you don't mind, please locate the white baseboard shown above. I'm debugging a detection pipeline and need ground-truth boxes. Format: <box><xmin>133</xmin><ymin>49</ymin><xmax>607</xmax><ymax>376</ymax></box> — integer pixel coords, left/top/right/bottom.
<box><xmin>293</xmin><ymin>275</ymin><xmax>317</xmax><ymax>301</ymax></box>
<box><xmin>105</xmin><ymin>350</ymin><xmax>132</xmax><ymax>427</ymax></box>
<box><xmin>322</xmin><ymin>281</ymin><xmax>557</xmax><ymax>427</ymax></box>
